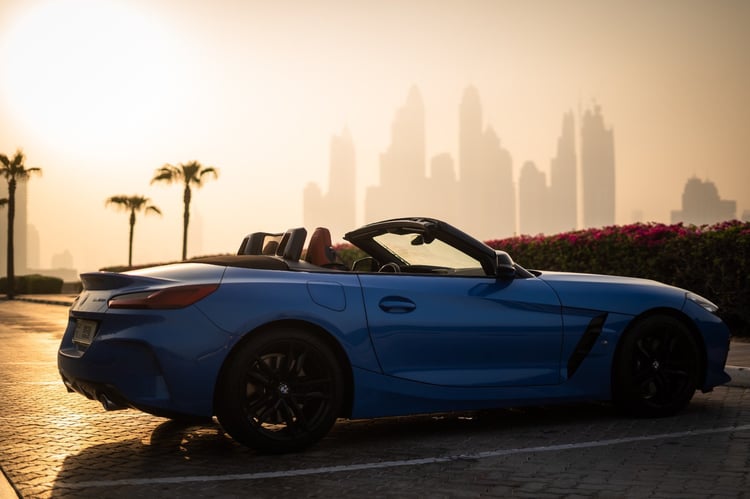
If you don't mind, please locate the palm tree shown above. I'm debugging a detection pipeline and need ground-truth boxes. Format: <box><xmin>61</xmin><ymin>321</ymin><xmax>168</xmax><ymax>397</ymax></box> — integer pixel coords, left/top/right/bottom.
<box><xmin>151</xmin><ymin>161</ymin><xmax>218</xmax><ymax>260</ymax></box>
<box><xmin>105</xmin><ymin>195</ymin><xmax>162</xmax><ymax>267</ymax></box>
<box><xmin>1</xmin><ymin>150</ymin><xmax>42</xmax><ymax>299</ymax></box>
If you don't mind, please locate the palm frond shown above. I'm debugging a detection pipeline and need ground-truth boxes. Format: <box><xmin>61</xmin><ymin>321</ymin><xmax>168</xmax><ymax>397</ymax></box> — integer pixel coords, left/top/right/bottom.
<box><xmin>106</xmin><ymin>194</ymin><xmax>161</xmax><ymax>214</ymax></box>
<box><xmin>0</xmin><ymin>149</ymin><xmax>42</xmax><ymax>180</ymax></box>
<box><xmin>151</xmin><ymin>164</ymin><xmax>183</xmax><ymax>185</ymax></box>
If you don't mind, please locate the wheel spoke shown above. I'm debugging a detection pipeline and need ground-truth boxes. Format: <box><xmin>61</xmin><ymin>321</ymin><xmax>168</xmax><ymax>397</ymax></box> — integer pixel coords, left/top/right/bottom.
<box><xmin>254</xmin><ymin>356</ymin><xmax>277</xmax><ymax>378</ymax></box>
<box><xmin>652</xmin><ymin>372</ymin><xmax>668</xmax><ymax>394</ymax></box>
<box><xmin>633</xmin><ymin>368</ymin><xmax>655</xmax><ymax>386</ymax></box>
<box><xmin>291</xmin><ymin>391</ymin><xmax>330</xmax><ymax>403</ymax></box>
<box><xmin>244</xmin><ymin>391</ymin><xmax>275</xmax><ymax>415</ymax></box>
<box><xmin>280</xmin><ymin>343</ymin><xmax>294</xmax><ymax>375</ymax></box>
<box><xmin>294</xmin><ymin>351</ymin><xmax>308</xmax><ymax>376</ymax></box>
<box><xmin>282</xmin><ymin>398</ymin><xmax>309</xmax><ymax>433</ymax></box>
<box><xmin>291</xmin><ymin>376</ymin><xmax>331</xmax><ymax>399</ymax></box>
<box><xmin>247</xmin><ymin>370</ymin><xmax>272</xmax><ymax>387</ymax></box>
<box><xmin>662</xmin><ymin>367</ymin><xmax>689</xmax><ymax>379</ymax></box>
<box><xmin>635</xmin><ymin>340</ymin><xmax>649</xmax><ymax>358</ymax></box>
<box><xmin>256</xmin><ymin>398</ymin><xmax>282</xmax><ymax>424</ymax></box>
<box><xmin>294</xmin><ymin>376</ymin><xmax>332</xmax><ymax>390</ymax></box>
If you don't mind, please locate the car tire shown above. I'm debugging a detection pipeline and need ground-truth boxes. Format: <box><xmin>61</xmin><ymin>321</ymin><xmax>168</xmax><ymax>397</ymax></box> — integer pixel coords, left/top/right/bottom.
<box><xmin>215</xmin><ymin>327</ymin><xmax>344</xmax><ymax>453</ymax></box>
<box><xmin>613</xmin><ymin>315</ymin><xmax>701</xmax><ymax>418</ymax></box>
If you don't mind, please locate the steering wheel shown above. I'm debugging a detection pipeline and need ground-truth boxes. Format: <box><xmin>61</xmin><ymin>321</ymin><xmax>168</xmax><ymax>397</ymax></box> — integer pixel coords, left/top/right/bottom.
<box><xmin>378</xmin><ymin>263</ymin><xmax>401</xmax><ymax>273</ymax></box>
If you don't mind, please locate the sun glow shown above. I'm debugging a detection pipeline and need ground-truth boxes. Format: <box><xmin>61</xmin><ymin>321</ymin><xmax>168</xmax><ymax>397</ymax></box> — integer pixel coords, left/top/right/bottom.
<box><xmin>2</xmin><ymin>0</ymin><xmax>184</xmax><ymax>152</ymax></box>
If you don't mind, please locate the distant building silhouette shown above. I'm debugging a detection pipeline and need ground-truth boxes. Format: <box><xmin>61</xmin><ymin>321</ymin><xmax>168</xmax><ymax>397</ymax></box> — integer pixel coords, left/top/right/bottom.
<box><xmin>458</xmin><ymin>86</ymin><xmax>516</xmax><ymax>239</ymax></box>
<box><xmin>27</xmin><ymin>224</ymin><xmax>39</xmax><ymax>269</ymax></box>
<box><xmin>425</xmin><ymin>153</ymin><xmax>459</xmax><ymax>225</ymax></box>
<box><xmin>365</xmin><ymin>86</ymin><xmax>428</xmax><ymax>223</ymax></box>
<box><xmin>0</xmin><ymin>180</ymin><xmax>29</xmax><ymax>276</ymax></box>
<box><xmin>304</xmin><ymin>127</ymin><xmax>357</xmax><ymax>240</ymax></box>
<box><xmin>458</xmin><ymin>86</ymin><xmax>484</xmax><ymax>236</ymax></box>
<box><xmin>519</xmin><ymin>161</ymin><xmax>550</xmax><ymax>235</ymax></box>
<box><xmin>51</xmin><ymin>249</ymin><xmax>74</xmax><ymax>269</ymax></box>
<box><xmin>581</xmin><ymin>105</ymin><xmax>615</xmax><ymax>228</ymax></box>
<box><xmin>304</xmin><ymin>87</ymin><xmax>619</xmax><ymax>242</ymax></box>
<box><xmin>548</xmin><ymin>111</ymin><xmax>577</xmax><ymax>233</ymax></box>
<box><xmin>670</xmin><ymin>177</ymin><xmax>736</xmax><ymax>225</ymax></box>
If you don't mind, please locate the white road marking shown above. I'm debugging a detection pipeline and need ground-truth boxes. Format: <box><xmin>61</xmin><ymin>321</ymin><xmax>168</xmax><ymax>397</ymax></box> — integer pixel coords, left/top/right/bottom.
<box><xmin>56</xmin><ymin>423</ymin><xmax>750</xmax><ymax>489</ymax></box>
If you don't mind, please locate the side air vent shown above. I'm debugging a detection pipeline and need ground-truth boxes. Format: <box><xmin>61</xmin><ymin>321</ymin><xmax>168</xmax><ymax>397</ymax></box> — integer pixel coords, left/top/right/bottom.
<box><xmin>567</xmin><ymin>313</ymin><xmax>608</xmax><ymax>378</ymax></box>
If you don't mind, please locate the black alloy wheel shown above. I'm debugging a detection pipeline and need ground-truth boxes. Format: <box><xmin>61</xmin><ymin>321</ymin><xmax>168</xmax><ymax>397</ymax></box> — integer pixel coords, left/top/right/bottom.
<box><xmin>613</xmin><ymin>315</ymin><xmax>701</xmax><ymax>417</ymax></box>
<box><xmin>216</xmin><ymin>328</ymin><xmax>344</xmax><ymax>453</ymax></box>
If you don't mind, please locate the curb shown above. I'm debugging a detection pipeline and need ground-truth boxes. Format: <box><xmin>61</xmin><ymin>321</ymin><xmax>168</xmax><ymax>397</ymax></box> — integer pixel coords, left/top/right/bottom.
<box><xmin>13</xmin><ymin>296</ymin><xmax>75</xmax><ymax>307</ymax></box>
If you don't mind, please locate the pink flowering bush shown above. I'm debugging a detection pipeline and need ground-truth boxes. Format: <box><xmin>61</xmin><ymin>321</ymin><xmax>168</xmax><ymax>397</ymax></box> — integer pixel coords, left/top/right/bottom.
<box><xmin>488</xmin><ymin>220</ymin><xmax>750</xmax><ymax>336</ymax></box>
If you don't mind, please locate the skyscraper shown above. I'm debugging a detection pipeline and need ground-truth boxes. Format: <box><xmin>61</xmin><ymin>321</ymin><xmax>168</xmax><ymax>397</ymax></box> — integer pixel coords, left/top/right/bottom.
<box><xmin>518</xmin><ymin>161</ymin><xmax>549</xmax><ymax>235</ymax></box>
<box><xmin>581</xmin><ymin>105</ymin><xmax>615</xmax><ymax>229</ymax></box>
<box><xmin>549</xmin><ymin>111</ymin><xmax>577</xmax><ymax>234</ymax></box>
<box><xmin>670</xmin><ymin>177</ymin><xmax>736</xmax><ymax>225</ymax></box>
<box><xmin>303</xmin><ymin>127</ymin><xmax>356</xmax><ymax>240</ymax></box>
<box><xmin>458</xmin><ymin>86</ymin><xmax>515</xmax><ymax>239</ymax></box>
<box><xmin>365</xmin><ymin>86</ymin><xmax>427</xmax><ymax>223</ymax></box>
<box><xmin>425</xmin><ymin>153</ymin><xmax>459</xmax><ymax>224</ymax></box>
<box><xmin>458</xmin><ymin>86</ymin><xmax>484</xmax><ymax>237</ymax></box>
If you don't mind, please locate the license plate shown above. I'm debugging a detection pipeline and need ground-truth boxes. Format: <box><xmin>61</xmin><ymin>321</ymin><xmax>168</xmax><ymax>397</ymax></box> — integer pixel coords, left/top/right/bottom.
<box><xmin>73</xmin><ymin>319</ymin><xmax>98</xmax><ymax>346</ymax></box>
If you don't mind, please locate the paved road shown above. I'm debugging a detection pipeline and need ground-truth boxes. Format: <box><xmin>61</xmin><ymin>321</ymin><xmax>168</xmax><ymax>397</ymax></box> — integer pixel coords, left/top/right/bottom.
<box><xmin>1</xmin><ymin>300</ymin><xmax>749</xmax><ymax>498</ymax></box>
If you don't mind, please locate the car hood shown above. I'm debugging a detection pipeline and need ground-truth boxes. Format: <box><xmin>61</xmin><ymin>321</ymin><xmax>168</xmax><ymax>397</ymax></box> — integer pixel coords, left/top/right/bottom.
<box><xmin>535</xmin><ymin>271</ymin><xmax>688</xmax><ymax>315</ymax></box>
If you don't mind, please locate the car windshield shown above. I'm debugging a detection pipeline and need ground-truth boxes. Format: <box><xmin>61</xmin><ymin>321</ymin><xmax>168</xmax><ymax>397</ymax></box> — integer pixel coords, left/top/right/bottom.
<box><xmin>373</xmin><ymin>232</ymin><xmax>482</xmax><ymax>270</ymax></box>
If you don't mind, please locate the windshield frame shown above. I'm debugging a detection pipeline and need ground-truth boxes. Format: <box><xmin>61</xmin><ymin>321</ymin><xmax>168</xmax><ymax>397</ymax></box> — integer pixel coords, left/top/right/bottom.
<box><xmin>344</xmin><ymin>218</ymin><xmax>499</xmax><ymax>275</ymax></box>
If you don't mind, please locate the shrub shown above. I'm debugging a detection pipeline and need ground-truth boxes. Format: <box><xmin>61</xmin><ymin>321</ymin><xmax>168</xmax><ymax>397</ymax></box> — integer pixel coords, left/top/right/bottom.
<box><xmin>0</xmin><ymin>274</ymin><xmax>64</xmax><ymax>294</ymax></box>
<box><xmin>333</xmin><ymin>244</ymin><xmax>367</xmax><ymax>269</ymax></box>
<box><xmin>487</xmin><ymin>221</ymin><xmax>750</xmax><ymax>336</ymax></box>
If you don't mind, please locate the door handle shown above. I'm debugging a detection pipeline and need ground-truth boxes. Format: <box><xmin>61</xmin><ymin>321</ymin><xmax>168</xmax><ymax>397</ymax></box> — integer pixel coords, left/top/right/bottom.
<box><xmin>378</xmin><ymin>296</ymin><xmax>416</xmax><ymax>313</ymax></box>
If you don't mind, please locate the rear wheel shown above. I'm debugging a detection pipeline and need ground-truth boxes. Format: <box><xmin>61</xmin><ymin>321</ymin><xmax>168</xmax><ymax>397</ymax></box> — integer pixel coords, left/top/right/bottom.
<box><xmin>216</xmin><ymin>328</ymin><xmax>344</xmax><ymax>453</ymax></box>
<box><xmin>613</xmin><ymin>315</ymin><xmax>701</xmax><ymax>417</ymax></box>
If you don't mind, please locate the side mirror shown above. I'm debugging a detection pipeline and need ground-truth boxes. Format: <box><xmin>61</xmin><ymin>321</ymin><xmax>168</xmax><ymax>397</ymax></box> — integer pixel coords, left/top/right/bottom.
<box><xmin>495</xmin><ymin>251</ymin><xmax>516</xmax><ymax>279</ymax></box>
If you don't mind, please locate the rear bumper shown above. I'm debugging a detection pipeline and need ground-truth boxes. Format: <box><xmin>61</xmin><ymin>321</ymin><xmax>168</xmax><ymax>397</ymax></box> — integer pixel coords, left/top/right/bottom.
<box><xmin>58</xmin><ymin>308</ymin><xmax>231</xmax><ymax>418</ymax></box>
<box><xmin>59</xmin><ymin>373</ymin><xmax>131</xmax><ymax>411</ymax></box>
<box><xmin>58</xmin><ymin>340</ymin><xmax>183</xmax><ymax>416</ymax></box>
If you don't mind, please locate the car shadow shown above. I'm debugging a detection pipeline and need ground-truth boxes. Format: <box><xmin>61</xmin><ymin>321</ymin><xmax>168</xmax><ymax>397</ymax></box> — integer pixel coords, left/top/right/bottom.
<box><xmin>48</xmin><ymin>402</ymin><xmax>621</xmax><ymax>496</ymax></box>
<box><xmin>325</xmin><ymin>401</ymin><xmax>619</xmax><ymax>447</ymax></box>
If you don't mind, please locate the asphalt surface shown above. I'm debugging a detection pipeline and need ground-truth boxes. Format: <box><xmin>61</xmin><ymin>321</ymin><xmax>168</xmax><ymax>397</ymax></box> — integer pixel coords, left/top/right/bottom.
<box><xmin>1</xmin><ymin>295</ymin><xmax>749</xmax><ymax>498</ymax></box>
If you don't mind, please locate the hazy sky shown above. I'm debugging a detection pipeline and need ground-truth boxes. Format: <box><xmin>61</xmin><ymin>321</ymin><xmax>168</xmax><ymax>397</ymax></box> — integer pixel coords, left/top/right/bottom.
<box><xmin>1</xmin><ymin>0</ymin><xmax>748</xmax><ymax>273</ymax></box>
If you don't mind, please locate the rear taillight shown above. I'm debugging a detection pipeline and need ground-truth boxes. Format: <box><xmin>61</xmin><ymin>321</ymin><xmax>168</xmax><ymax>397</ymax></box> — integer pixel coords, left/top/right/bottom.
<box><xmin>107</xmin><ymin>284</ymin><xmax>219</xmax><ymax>309</ymax></box>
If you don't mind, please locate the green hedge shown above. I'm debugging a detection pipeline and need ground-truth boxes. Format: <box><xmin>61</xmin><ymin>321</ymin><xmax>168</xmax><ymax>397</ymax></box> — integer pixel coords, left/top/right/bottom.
<box><xmin>487</xmin><ymin>221</ymin><xmax>750</xmax><ymax>337</ymax></box>
<box><xmin>0</xmin><ymin>274</ymin><xmax>64</xmax><ymax>294</ymax></box>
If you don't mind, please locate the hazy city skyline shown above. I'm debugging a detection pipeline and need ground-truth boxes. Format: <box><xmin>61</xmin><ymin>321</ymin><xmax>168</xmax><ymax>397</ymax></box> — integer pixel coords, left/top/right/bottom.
<box><xmin>305</xmin><ymin>87</ymin><xmax>739</xmax><ymax>243</ymax></box>
<box><xmin>1</xmin><ymin>0</ymin><xmax>748</xmax><ymax>274</ymax></box>
<box><xmin>305</xmin><ymin>86</ymin><xmax>616</xmax><ymax>241</ymax></box>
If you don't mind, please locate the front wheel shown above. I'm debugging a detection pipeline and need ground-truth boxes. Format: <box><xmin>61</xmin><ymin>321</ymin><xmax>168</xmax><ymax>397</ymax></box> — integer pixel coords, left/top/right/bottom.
<box><xmin>613</xmin><ymin>315</ymin><xmax>702</xmax><ymax>418</ymax></box>
<box><xmin>215</xmin><ymin>328</ymin><xmax>344</xmax><ymax>453</ymax></box>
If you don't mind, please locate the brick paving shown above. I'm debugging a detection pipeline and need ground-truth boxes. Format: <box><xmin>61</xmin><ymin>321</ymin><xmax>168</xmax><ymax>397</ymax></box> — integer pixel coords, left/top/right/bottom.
<box><xmin>1</xmin><ymin>299</ymin><xmax>750</xmax><ymax>498</ymax></box>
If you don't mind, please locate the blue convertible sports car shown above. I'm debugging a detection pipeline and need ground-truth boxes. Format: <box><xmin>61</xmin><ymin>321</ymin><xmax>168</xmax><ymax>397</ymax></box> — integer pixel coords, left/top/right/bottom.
<box><xmin>58</xmin><ymin>218</ymin><xmax>731</xmax><ymax>453</ymax></box>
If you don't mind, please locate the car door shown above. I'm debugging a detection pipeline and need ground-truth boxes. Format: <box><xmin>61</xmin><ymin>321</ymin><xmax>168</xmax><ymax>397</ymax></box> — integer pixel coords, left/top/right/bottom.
<box><xmin>358</xmin><ymin>273</ymin><xmax>563</xmax><ymax>387</ymax></box>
